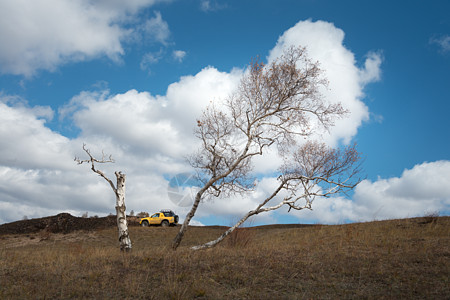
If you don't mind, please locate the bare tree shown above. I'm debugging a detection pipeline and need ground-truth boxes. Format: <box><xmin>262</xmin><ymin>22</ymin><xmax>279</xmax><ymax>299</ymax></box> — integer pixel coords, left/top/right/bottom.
<box><xmin>172</xmin><ymin>46</ymin><xmax>349</xmax><ymax>250</ymax></box>
<box><xmin>192</xmin><ymin>141</ymin><xmax>361</xmax><ymax>250</ymax></box>
<box><xmin>75</xmin><ymin>144</ymin><xmax>132</xmax><ymax>251</ymax></box>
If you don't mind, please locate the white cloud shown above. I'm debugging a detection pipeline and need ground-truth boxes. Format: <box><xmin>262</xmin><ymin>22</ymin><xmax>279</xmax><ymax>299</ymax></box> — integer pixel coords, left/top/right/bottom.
<box><xmin>0</xmin><ymin>99</ymin><xmax>180</xmax><ymax>224</ymax></box>
<box><xmin>200</xmin><ymin>0</ymin><xmax>226</xmax><ymax>12</ymax></box>
<box><xmin>0</xmin><ymin>64</ymin><xmax>242</xmax><ymax>224</ymax></box>
<box><xmin>173</xmin><ymin>50</ymin><xmax>187</xmax><ymax>62</ymax></box>
<box><xmin>359</xmin><ymin>52</ymin><xmax>383</xmax><ymax>85</ymax></box>
<box><xmin>140</xmin><ymin>11</ymin><xmax>171</xmax><ymax>45</ymax></box>
<box><xmin>430</xmin><ymin>35</ymin><xmax>450</xmax><ymax>53</ymax></box>
<box><xmin>284</xmin><ymin>161</ymin><xmax>450</xmax><ymax>224</ymax></box>
<box><xmin>352</xmin><ymin>161</ymin><xmax>450</xmax><ymax>220</ymax></box>
<box><xmin>136</xmin><ymin>12</ymin><xmax>176</xmax><ymax>72</ymax></box>
<box><xmin>0</xmin><ymin>98</ymin><xmax>115</xmax><ymax>223</ymax></box>
<box><xmin>140</xmin><ymin>50</ymin><xmax>165</xmax><ymax>72</ymax></box>
<box><xmin>0</xmin><ymin>20</ymin><xmax>382</xmax><ymax>224</ymax></box>
<box><xmin>63</xmin><ymin>66</ymin><xmax>241</xmax><ymax>159</ymax></box>
<box><xmin>268</xmin><ymin>20</ymin><xmax>382</xmax><ymax>146</ymax></box>
<box><xmin>0</xmin><ymin>66</ymin><xmax>242</xmax><ymax>223</ymax></box>
<box><xmin>0</xmin><ymin>0</ymin><xmax>165</xmax><ymax>76</ymax></box>
<box><xmin>192</xmin><ymin>161</ymin><xmax>450</xmax><ymax>225</ymax></box>
<box><xmin>0</xmin><ymin>98</ymin><xmax>70</xmax><ymax>171</ymax></box>
<box><xmin>6</xmin><ymin>20</ymin><xmax>445</xmax><ymax>227</ymax></box>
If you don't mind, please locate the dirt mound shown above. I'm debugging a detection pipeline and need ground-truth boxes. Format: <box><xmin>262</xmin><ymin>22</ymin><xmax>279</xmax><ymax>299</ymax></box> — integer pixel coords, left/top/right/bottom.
<box><xmin>0</xmin><ymin>213</ymin><xmax>139</xmax><ymax>235</ymax></box>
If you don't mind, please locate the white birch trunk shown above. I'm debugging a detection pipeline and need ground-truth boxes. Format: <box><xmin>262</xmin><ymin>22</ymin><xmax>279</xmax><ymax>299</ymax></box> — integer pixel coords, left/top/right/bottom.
<box><xmin>191</xmin><ymin>180</ymin><xmax>287</xmax><ymax>250</ymax></box>
<box><xmin>172</xmin><ymin>190</ymin><xmax>202</xmax><ymax>250</ymax></box>
<box><xmin>75</xmin><ymin>145</ymin><xmax>132</xmax><ymax>251</ymax></box>
<box><xmin>115</xmin><ymin>172</ymin><xmax>132</xmax><ymax>251</ymax></box>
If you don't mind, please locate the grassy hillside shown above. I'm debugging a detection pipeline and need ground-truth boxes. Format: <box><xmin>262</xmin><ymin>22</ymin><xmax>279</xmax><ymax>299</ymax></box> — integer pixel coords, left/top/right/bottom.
<box><xmin>1</xmin><ymin>216</ymin><xmax>448</xmax><ymax>299</ymax></box>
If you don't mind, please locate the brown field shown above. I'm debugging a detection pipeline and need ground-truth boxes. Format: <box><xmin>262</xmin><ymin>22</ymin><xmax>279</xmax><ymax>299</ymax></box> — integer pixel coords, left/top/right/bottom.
<box><xmin>0</xmin><ymin>216</ymin><xmax>449</xmax><ymax>299</ymax></box>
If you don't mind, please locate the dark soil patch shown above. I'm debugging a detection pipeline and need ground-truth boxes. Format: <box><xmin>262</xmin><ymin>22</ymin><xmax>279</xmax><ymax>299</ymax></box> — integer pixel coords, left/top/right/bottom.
<box><xmin>0</xmin><ymin>213</ymin><xmax>140</xmax><ymax>235</ymax></box>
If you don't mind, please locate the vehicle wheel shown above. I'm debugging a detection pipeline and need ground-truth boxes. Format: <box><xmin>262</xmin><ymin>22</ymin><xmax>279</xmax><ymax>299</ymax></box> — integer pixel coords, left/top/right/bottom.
<box><xmin>161</xmin><ymin>220</ymin><xmax>169</xmax><ymax>227</ymax></box>
<box><xmin>141</xmin><ymin>220</ymin><xmax>149</xmax><ymax>227</ymax></box>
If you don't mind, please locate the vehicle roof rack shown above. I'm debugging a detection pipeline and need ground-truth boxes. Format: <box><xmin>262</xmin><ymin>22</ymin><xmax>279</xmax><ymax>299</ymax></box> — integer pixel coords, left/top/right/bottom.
<box><xmin>160</xmin><ymin>209</ymin><xmax>174</xmax><ymax>213</ymax></box>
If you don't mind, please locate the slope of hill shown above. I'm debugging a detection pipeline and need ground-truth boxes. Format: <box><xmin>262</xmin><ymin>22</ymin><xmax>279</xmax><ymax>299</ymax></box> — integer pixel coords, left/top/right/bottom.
<box><xmin>0</xmin><ymin>214</ymin><xmax>448</xmax><ymax>299</ymax></box>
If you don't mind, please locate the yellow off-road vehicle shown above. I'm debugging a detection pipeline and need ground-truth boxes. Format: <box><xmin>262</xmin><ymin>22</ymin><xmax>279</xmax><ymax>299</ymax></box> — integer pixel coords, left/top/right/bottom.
<box><xmin>139</xmin><ymin>210</ymin><xmax>179</xmax><ymax>227</ymax></box>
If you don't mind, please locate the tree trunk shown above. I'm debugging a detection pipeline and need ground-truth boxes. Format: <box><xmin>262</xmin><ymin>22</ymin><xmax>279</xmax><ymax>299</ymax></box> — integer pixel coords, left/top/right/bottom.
<box><xmin>115</xmin><ymin>172</ymin><xmax>132</xmax><ymax>251</ymax></box>
<box><xmin>172</xmin><ymin>191</ymin><xmax>202</xmax><ymax>250</ymax></box>
<box><xmin>191</xmin><ymin>180</ymin><xmax>288</xmax><ymax>250</ymax></box>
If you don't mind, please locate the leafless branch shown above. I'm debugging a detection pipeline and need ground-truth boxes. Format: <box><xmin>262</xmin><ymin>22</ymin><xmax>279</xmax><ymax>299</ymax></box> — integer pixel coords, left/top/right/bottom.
<box><xmin>75</xmin><ymin>144</ymin><xmax>131</xmax><ymax>251</ymax></box>
<box><xmin>173</xmin><ymin>46</ymin><xmax>356</xmax><ymax>250</ymax></box>
<box><xmin>74</xmin><ymin>143</ymin><xmax>117</xmax><ymax>192</ymax></box>
<box><xmin>192</xmin><ymin>141</ymin><xmax>361</xmax><ymax>250</ymax></box>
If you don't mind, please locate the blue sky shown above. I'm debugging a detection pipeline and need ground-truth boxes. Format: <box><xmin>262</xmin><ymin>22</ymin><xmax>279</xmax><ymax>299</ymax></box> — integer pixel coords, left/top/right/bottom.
<box><xmin>0</xmin><ymin>0</ymin><xmax>449</xmax><ymax>225</ymax></box>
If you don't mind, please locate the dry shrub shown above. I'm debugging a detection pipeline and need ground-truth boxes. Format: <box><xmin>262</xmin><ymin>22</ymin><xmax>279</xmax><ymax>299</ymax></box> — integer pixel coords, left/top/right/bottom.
<box><xmin>422</xmin><ymin>211</ymin><xmax>440</xmax><ymax>224</ymax></box>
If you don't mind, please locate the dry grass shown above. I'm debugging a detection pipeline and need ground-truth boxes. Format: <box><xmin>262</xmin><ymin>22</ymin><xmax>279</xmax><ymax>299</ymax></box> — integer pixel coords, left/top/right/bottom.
<box><xmin>1</xmin><ymin>217</ymin><xmax>449</xmax><ymax>299</ymax></box>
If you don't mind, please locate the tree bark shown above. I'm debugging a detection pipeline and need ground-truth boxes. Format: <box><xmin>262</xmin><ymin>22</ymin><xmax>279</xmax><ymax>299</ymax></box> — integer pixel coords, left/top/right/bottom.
<box><xmin>75</xmin><ymin>145</ymin><xmax>132</xmax><ymax>251</ymax></box>
<box><xmin>172</xmin><ymin>190</ymin><xmax>202</xmax><ymax>250</ymax></box>
<box><xmin>115</xmin><ymin>172</ymin><xmax>132</xmax><ymax>251</ymax></box>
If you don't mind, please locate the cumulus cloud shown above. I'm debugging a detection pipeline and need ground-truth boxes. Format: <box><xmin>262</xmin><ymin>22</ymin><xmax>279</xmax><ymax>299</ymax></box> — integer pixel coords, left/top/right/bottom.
<box><xmin>0</xmin><ymin>98</ymin><xmax>110</xmax><ymax>223</ymax></box>
<box><xmin>0</xmin><ymin>0</ymin><xmax>166</xmax><ymax>76</ymax></box>
<box><xmin>0</xmin><ymin>98</ymin><xmax>182</xmax><ymax>224</ymax></box>
<box><xmin>0</xmin><ymin>20</ymin><xmax>384</xmax><ymax>224</ymax></box>
<box><xmin>190</xmin><ymin>160</ymin><xmax>450</xmax><ymax>225</ymax></box>
<box><xmin>359</xmin><ymin>52</ymin><xmax>383</xmax><ymax>85</ymax></box>
<box><xmin>268</xmin><ymin>20</ymin><xmax>382</xmax><ymax>146</ymax></box>
<box><xmin>0</xmin><ymin>66</ymin><xmax>242</xmax><ymax>223</ymax></box>
<box><xmin>7</xmin><ymin>20</ymin><xmax>444</xmax><ymax>227</ymax></box>
<box><xmin>63</xmin><ymin>66</ymin><xmax>241</xmax><ymax>160</ymax></box>
<box><xmin>0</xmin><ymin>97</ymin><xmax>70</xmax><ymax>171</ymax></box>
<box><xmin>282</xmin><ymin>161</ymin><xmax>450</xmax><ymax>224</ymax></box>
<box><xmin>352</xmin><ymin>161</ymin><xmax>450</xmax><ymax>220</ymax></box>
